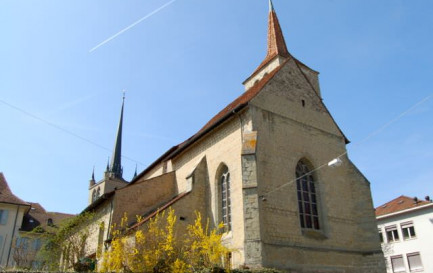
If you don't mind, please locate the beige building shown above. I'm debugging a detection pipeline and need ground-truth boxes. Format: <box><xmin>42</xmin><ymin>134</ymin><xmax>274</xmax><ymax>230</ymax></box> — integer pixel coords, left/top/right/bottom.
<box><xmin>80</xmin><ymin>1</ymin><xmax>386</xmax><ymax>272</ymax></box>
<box><xmin>0</xmin><ymin>173</ymin><xmax>74</xmax><ymax>270</ymax></box>
<box><xmin>0</xmin><ymin>173</ymin><xmax>30</xmax><ymax>268</ymax></box>
<box><xmin>16</xmin><ymin>202</ymin><xmax>74</xmax><ymax>269</ymax></box>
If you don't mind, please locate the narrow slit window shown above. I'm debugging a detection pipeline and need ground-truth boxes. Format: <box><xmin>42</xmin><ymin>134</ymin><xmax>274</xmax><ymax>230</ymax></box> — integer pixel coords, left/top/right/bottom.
<box><xmin>220</xmin><ymin>166</ymin><xmax>232</xmax><ymax>232</ymax></box>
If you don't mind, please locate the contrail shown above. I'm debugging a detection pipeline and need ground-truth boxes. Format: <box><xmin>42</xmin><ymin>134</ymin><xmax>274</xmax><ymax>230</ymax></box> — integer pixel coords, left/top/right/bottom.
<box><xmin>89</xmin><ymin>0</ymin><xmax>177</xmax><ymax>53</ymax></box>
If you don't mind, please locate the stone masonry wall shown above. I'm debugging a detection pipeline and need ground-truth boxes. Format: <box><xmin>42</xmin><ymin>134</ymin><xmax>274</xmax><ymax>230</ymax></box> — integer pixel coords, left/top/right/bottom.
<box><xmin>169</xmin><ymin>116</ymin><xmax>247</xmax><ymax>267</ymax></box>
<box><xmin>112</xmin><ymin>172</ymin><xmax>177</xmax><ymax>227</ymax></box>
<box><xmin>247</xmin><ymin>57</ymin><xmax>385</xmax><ymax>272</ymax></box>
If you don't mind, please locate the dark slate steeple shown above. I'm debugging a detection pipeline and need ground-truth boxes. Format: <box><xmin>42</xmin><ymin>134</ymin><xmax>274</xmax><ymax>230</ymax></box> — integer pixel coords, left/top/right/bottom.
<box><xmin>108</xmin><ymin>95</ymin><xmax>125</xmax><ymax>179</ymax></box>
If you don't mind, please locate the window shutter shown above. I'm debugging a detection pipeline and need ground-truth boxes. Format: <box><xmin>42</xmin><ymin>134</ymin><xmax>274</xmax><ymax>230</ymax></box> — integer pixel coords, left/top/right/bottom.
<box><xmin>391</xmin><ymin>256</ymin><xmax>405</xmax><ymax>273</ymax></box>
<box><xmin>407</xmin><ymin>253</ymin><xmax>423</xmax><ymax>271</ymax></box>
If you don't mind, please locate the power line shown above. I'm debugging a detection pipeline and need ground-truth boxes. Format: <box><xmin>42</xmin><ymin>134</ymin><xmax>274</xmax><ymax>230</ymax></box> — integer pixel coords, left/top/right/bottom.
<box><xmin>0</xmin><ymin>98</ymin><xmax>146</xmax><ymax>167</ymax></box>
<box><xmin>261</xmin><ymin>93</ymin><xmax>433</xmax><ymax>199</ymax></box>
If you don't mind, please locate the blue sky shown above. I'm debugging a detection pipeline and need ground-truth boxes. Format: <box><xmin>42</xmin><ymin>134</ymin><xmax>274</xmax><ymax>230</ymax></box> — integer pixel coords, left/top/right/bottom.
<box><xmin>1</xmin><ymin>0</ymin><xmax>432</xmax><ymax>214</ymax></box>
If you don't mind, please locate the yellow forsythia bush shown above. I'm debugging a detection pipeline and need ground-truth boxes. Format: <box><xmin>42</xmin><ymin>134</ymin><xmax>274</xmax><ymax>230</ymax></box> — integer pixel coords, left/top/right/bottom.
<box><xmin>99</xmin><ymin>209</ymin><xmax>230</xmax><ymax>273</ymax></box>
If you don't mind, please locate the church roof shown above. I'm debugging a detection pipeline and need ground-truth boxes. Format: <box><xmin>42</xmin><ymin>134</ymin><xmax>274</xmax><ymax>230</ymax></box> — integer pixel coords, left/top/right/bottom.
<box><xmin>0</xmin><ymin>172</ymin><xmax>30</xmax><ymax>206</ymax></box>
<box><xmin>375</xmin><ymin>195</ymin><xmax>433</xmax><ymax>218</ymax></box>
<box><xmin>132</xmin><ymin>0</ymin><xmax>349</xmax><ymax>184</ymax></box>
<box><xmin>20</xmin><ymin>202</ymin><xmax>74</xmax><ymax>232</ymax></box>
<box><xmin>132</xmin><ymin>61</ymin><xmax>285</xmax><ymax>184</ymax></box>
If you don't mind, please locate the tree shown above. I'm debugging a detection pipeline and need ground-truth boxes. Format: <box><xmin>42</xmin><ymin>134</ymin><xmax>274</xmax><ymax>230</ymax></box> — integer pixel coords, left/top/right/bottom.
<box><xmin>99</xmin><ymin>209</ymin><xmax>230</xmax><ymax>273</ymax></box>
<box><xmin>184</xmin><ymin>212</ymin><xmax>230</xmax><ymax>271</ymax></box>
<box><xmin>12</xmin><ymin>237</ymin><xmax>32</xmax><ymax>269</ymax></box>
<box><xmin>36</xmin><ymin>211</ymin><xmax>95</xmax><ymax>271</ymax></box>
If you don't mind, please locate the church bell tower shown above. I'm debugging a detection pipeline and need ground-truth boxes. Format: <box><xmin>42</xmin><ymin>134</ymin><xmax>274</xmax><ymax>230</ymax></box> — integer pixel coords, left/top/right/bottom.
<box><xmin>88</xmin><ymin>95</ymin><xmax>129</xmax><ymax>204</ymax></box>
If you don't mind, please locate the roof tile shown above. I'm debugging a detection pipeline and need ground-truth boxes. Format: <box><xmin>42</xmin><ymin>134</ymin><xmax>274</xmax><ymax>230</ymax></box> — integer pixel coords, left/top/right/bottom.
<box><xmin>375</xmin><ymin>195</ymin><xmax>432</xmax><ymax>217</ymax></box>
<box><xmin>0</xmin><ymin>173</ymin><xmax>30</xmax><ymax>206</ymax></box>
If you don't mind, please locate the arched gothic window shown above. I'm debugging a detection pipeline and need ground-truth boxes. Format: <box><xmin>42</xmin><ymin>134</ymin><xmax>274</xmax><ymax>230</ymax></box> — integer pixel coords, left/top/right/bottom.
<box><xmin>296</xmin><ymin>160</ymin><xmax>320</xmax><ymax>230</ymax></box>
<box><xmin>92</xmin><ymin>189</ymin><xmax>97</xmax><ymax>202</ymax></box>
<box><xmin>219</xmin><ymin>165</ymin><xmax>232</xmax><ymax>231</ymax></box>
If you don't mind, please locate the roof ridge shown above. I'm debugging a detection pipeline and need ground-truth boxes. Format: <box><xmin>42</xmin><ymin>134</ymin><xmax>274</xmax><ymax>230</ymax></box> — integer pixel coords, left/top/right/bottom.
<box><xmin>133</xmin><ymin>60</ymin><xmax>290</xmax><ymax>182</ymax></box>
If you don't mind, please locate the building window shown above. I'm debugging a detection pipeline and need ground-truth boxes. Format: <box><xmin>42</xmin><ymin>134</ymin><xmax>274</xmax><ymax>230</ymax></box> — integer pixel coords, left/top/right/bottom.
<box><xmin>92</xmin><ymin>188</ymin><xmax>101</xmax><ymax>203</ymax></box>
<box><xmin>0</xmin><ymin>209</ymin><xmax>9</xmax><ymax>225</ymax></box>
<box><xmin>92</xmin><ymin>189</ymin><xmax>97</xmax><ymax>202</ymax></box>
<box><xmin>16</xmin><ymin>237</ymin><xmax>29</xmax><ymax>250</ymax></box>
<box><xmin>33</xmin><ymin>239</ymin><xmax>42</xmax><ymax>250</ymax></box>
<box><xmin>386</xmin><ymin>225</ymin><xmax>400</xmax><ymax>242</ymax></box>
<box><xmin>407</xmin><ymin>252</ymin><xmax>423</xmax><ymax>272</ymax></box>
<box><xmin>47</xmin><ymin>218</ymin><xmax>53</xmax><ymax>226</ymax></box>
<box><xmin>391</xmin><ymin>255</ymin><xmax>406</xmax><ymax>273</ymax></box>
<box><xmin>296</xmin><ymin>160</ymin><xmax>320</xmax><ymax>230</ymax></box>
<box><xmin>401</xmin><ymin>222</ymin><xmax>416</xmax><ymax>240</ymax></box>
<box><xmin>379</xmin><ymin>229</ymin><xmax>384</xmax><ymax>243</ymax></box>
<box><xmin>218</xmin><ymin>165</ymin><xmax>231</xmax><ymax>232</ymax></box>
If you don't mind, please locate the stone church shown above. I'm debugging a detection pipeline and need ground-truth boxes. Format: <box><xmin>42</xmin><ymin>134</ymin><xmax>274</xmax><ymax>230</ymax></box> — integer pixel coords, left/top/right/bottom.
<box><xmin>79</xmin><ymin>1</ymin><xmax>386</xmax><ymax>272</ymax></box>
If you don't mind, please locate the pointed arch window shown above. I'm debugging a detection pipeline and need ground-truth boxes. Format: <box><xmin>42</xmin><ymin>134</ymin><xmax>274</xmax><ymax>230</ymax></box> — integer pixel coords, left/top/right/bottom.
<box><xmin>219</xmin><ymin>165</ymin><xmax>232</xmax><ymax>232</ymax></box>
<box><xmin>92</xmin><ymin>190</ymin><xmax>97</xmax><ymax>203</ymax></box>
<box><xmin>296</xmin><ymin>160</ymin><xmax>320</xmax><ymax>230</ymax></box>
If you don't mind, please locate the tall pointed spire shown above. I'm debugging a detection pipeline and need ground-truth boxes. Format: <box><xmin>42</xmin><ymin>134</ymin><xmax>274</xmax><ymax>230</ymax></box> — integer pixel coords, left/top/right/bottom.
<box><xmin>109</xmin><ymin>93</ymin><xmax>125</xmax><ymax>179</ymax></box>
<box><xmin>243</xmin><ymin>1</ymin><xmax>291</xmax><ymax>89</ymax></box>
<box><xmin>266</xmin><ymin>0</ymin><xmax>289</xmax><ymax>59</ymax></box>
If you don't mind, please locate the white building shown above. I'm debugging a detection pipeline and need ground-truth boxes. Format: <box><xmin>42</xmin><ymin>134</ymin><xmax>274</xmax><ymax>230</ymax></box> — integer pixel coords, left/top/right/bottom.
<box><xmin>376</xmin><ymin>195</ymin><xmax>433</xmax><ymax>273</ymax></box>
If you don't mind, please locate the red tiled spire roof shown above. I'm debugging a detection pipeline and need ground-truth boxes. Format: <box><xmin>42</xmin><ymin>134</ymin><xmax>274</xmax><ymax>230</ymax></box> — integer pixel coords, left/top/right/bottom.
<box><xmin>267</xmin><ymin>0</ymin><xmax>289</xmax><ymax>59</ymax></box>
<box><xmin>245</xmin><ymin>0</ymin><xmax>291</xmax><ymax>82</ymax></box>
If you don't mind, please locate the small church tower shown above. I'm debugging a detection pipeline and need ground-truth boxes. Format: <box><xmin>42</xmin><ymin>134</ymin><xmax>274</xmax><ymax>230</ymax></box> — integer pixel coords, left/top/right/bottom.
<box><xmin>88</xmin><ymin>95</ymin><xmax>129</xmax><ymax>204</ymax></box>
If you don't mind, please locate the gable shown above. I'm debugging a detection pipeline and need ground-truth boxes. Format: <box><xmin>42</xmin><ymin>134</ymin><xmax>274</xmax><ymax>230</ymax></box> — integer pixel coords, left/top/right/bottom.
<box><xmin>250</xmin><ymin>57</ymin><xmax>348</xmax><ymax>142</ymax></box>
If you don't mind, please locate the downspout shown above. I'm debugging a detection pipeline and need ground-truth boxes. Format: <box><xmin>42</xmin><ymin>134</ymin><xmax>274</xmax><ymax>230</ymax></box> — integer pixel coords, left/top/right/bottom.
<box><xmin>6</xmin><ymin>205</ymin><xmax>20</xmax><ymax>267</ymax></box>
<box><xmin>105</xmin><ymin>198</ymin><xmax>114</xmax><ymax>249</ymax></box>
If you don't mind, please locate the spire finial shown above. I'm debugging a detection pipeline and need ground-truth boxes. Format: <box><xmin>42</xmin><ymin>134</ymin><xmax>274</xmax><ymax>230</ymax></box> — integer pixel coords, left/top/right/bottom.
<box><xmin>269</xmin><ymin>0</ymin><xmax>274</xmax><ymax>12</ymax></box>
<box><xmin>92</xmin><ymin>166</ymin><xmax>95</xmax><ymax>181</ymax></box>
<box><xmin>106</xmin><ymin>158</ymin><xmax>110</xmax><ymax>171</ymax></box>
